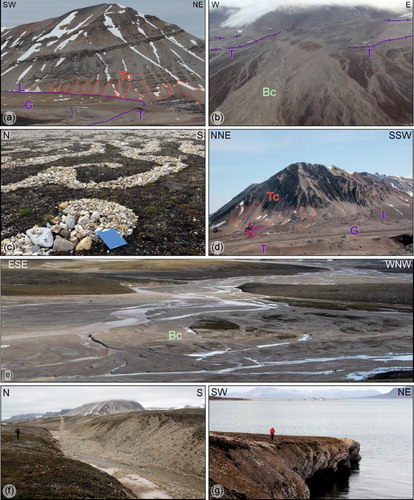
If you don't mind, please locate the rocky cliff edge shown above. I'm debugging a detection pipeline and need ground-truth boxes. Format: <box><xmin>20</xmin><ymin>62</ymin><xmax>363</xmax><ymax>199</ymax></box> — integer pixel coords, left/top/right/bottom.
<box><xmin>209</xmin><ymin>432</ymin><xmax>361</xmax><ymax>499</ymax></box>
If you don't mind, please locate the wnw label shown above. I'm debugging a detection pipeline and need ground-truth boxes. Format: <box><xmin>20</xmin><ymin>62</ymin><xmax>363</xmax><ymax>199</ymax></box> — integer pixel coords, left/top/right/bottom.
<box><xmin>385</xmin><ymin>260</ymin><xmax>412</xmax><ymax>269</ymax></box>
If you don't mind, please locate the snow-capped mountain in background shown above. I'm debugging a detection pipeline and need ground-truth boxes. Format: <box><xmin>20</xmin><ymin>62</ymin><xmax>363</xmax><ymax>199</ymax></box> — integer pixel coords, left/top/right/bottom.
<box><xmin>65</xmin><ymin>399</ymin><xmax>146</xmax><ymax>416</ymax></box>
<box><xmin>372</xmin><ymin>173</ymin><xmax>413</xmax><ymax>197</ymax></box>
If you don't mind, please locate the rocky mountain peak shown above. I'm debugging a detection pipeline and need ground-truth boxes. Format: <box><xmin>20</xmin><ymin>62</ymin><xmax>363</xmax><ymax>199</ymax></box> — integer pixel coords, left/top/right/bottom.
<box><xmin>1</xmin><ymin>3</ymin><xmax>204</xmax><ymax>96</ymax></box>
<box><xmin>211</xmin><ymin>162</ymin><xmax>411</xmax><ymax>226</ymax></box>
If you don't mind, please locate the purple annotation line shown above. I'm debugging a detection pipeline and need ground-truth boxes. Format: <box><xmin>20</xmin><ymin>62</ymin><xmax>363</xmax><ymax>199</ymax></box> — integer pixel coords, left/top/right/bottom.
<box><xmin>384</xmin><ymin>18</ymin><xmax>412</xmax><ymax>22</ymax></box>
<box><xmin>348</xmin><ymin>34</ymin><xmax>412</xmax><ymax>49</ymax></box>
<box><xmin>87</xmin><ymin>107</ymin><xmax>139</xmax><ymax>126</ymax></box>
<box><xmin>4</xmin><ymin>89</ymin><xmax>145</xmax><ymax>105</ymax></box>
<box><xmin>213</xmin><ymin>34</ymin><xmax>241</xmax><ymax>40</ymax></box>
<box><xmin>210</xmin><ymin>31</ymin><xmax>282</xmax><ymax>51</ymax></box>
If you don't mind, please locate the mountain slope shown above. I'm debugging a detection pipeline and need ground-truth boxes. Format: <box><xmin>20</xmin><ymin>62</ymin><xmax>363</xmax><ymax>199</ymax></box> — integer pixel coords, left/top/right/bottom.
<box><xmin>210</xmin><ymin>5</ymin><xmax>412</xmax><ymax>125</ymax></box>
<box><xmin>1</xmin><ymin>3</ymin><xmax>204</xmax><ymax>96</ymax></box>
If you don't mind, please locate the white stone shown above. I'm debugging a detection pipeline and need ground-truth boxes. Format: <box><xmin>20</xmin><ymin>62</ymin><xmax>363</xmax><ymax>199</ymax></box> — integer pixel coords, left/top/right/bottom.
<box><xmin>26</xmin><ymin>227</ymin><xmax>54</xmax><ymax>248</ymax></box>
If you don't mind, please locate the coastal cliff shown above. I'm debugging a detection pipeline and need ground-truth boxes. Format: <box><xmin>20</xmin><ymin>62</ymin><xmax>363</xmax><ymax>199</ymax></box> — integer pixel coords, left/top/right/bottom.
<box><xmin>209</xmin><ymin>432</ymin><xmax>361</xmax><ymax>499</ymax></box>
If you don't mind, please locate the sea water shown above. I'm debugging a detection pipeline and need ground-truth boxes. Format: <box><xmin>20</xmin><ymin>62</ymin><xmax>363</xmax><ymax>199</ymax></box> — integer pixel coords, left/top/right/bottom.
<box><xmin>209</xmin><ymin>399</ymin><xmax>412</xmax><ymax>499</ymax></box>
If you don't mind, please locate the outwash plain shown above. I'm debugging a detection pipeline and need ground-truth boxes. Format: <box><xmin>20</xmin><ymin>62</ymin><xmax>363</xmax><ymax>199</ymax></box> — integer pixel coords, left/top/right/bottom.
<box><xmin>1</xmin><ymin>259</ymin><xmax>412</xmax><ymax>383</ymax></box>
<box><xmin>1</xmin><ymin>130</ymin><xmax>204</xmax><ymax>256</ymax></box>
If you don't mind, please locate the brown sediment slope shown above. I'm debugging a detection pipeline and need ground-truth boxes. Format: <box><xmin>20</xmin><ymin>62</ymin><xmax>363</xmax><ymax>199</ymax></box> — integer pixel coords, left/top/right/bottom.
<box><xmin>209</xmin><ymin>432</ymin><xmax>361</xmax><ymax>499</ymax></box>
<box><xmin>36</xmin><ymin>409</ymin><xmax>205</xmax><ymax>499</ymax></box>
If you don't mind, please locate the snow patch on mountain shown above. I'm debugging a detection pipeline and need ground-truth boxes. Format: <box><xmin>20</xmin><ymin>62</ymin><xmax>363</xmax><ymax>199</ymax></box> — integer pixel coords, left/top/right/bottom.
<box><xmin>10</xmin><ymin>30</ymin><xmax>26</xmax><ymax>47</ymax></box>
<box><xmin>1</xmin><ymin>65</ymin><xmax>15</xmax><ymax>77</ymax></box>
<box><xmin>55</xmin><ymin>32</ymin><xmax>82</xmax><ymax>51</ymax></box>
<box><xmin>17</xmin><ymin>64</ymin><xmax>32</xmax><ymax>81</ymax></box>
<box><xmin>104</xmin><ymin>14</ymin><xmax>127</xmax><ymax>43</ymax></box>
<box><xmin>149</xmin><ymin>41</ymin><xmax>160</xmax><ymax>63</ymax></box>
<box><xmin>16</xmin><ymin>42</ymin><xmax>41</xmax><ymax>61</ymax></box>
<box><xmin>37</xmin><ymin>12</ymin><xmax>78</xmax><ymax>40</ymax></box>
<box><xmin>167</xmin><ymin>36</ymin><xmax>204</xmax><ymax>61</ymax></box>
<box><xmin>129</xmin><ymin>45</ymin><xmax>180</xmax><ymax>80</ymax></box>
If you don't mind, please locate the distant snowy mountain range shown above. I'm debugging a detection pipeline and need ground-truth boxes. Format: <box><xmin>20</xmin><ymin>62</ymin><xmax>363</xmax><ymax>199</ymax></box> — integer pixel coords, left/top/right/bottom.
<box><xmin>224</xmin><ymin>387</ymin><xmax>412</xmax><ymax>399</ymax></box>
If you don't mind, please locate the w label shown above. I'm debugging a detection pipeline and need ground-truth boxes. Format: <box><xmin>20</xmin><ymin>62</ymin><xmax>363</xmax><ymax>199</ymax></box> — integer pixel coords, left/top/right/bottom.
<box><xmin>211</xmin><ymin>1</ymin><xmax>220</xmax><ymax>7</ymax></box>
<box><xmin>385</xmin><ymin>260</ymin><xmax>412</xmax><ymax>269</ymax></box>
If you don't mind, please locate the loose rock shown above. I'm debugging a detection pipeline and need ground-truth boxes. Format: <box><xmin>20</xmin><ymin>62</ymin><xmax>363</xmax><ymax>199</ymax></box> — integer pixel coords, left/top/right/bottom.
<box><xmin>26</xmin><ymin>227</ymin><xmax>54</xmax><ymax>248</ymax></box>
<box><xmin>76</xmin><ymin>236</ymin><xmax>92</xmax><ymax>251</ymax></box>
<box><xmin>53</xmin><ymin>236</ymin><xmax>76</xmax><ymax>252</ymax></box>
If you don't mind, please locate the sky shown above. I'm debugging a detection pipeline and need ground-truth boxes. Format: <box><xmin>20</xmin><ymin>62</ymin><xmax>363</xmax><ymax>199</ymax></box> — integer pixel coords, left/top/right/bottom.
<box><xmin>2</xmin><ymin>0</ymin><xmax>204</xmax><ymax>38</ymax></box>
<box><xmin>215</xmin><ymin>0</ymin><xmax>408</xmax><ymax>28</ymax></box>
<box><xmin>1</xmin><ymin>386</ymin><xmax>205</xmax><ymax>419</ymax></box>
<box><xmin>209</xmin><ymin>130</ymin><xmax>413</xmax><ymax>213</ymax></box>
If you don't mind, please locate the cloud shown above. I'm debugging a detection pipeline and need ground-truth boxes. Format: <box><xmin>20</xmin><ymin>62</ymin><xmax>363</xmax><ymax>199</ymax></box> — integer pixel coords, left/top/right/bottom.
<box><xmin>218</xmin><ymin>0</ymin><xmax>407</xmax><ymax>27</ymax></box>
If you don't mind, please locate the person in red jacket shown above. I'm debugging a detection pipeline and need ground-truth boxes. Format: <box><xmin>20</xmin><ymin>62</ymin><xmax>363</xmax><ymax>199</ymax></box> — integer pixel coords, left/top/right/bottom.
<box><xmin>270</xmin><ymin>427</ymin><xmax>275</xmax><ymax>440</ymax></box>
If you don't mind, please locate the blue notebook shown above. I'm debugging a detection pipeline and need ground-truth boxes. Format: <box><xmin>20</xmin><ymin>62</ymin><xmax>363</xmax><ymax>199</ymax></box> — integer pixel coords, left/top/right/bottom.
<box><xmin>96</xmin><ymin>228</ymin><xmax>128</xmax><ymax>250</ymax></box>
